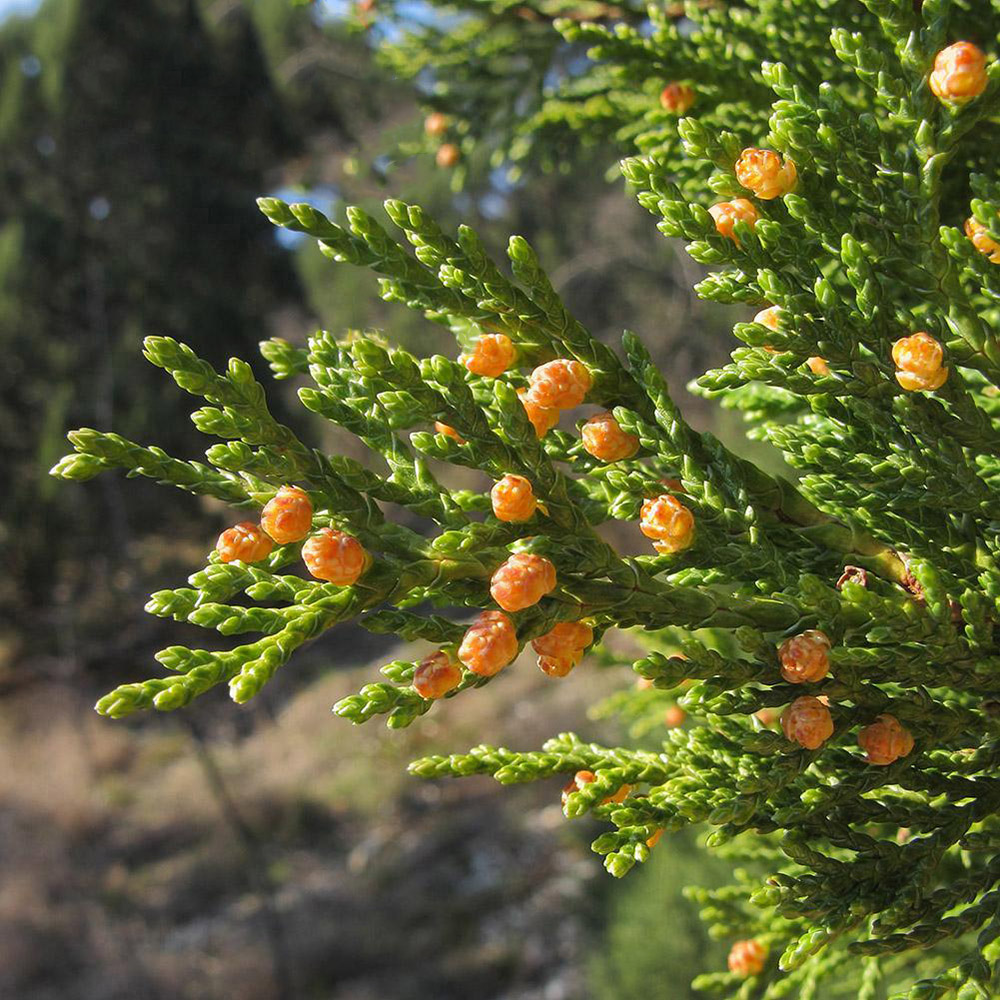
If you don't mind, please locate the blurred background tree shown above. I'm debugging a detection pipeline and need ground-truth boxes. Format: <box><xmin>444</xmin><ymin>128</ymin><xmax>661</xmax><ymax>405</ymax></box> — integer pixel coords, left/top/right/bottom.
<box><xmin>0</xmin><ymin>0</ymin><xmax>736</xmax><ymax>996</ymax></box>
<box><xmin>1</xmin><ymin>0</ymin><xmax>309</xmax><ymax>663</ymax></box>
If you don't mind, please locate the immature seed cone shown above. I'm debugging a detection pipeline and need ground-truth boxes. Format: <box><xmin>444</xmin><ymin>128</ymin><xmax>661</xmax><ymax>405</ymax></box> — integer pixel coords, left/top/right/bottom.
<box><xmin>216</xmin><ymin>522</ymin><xmax>274</xmax><ymax>564</ymax></box>
<box><xmin>435</xmin><ymin>142</ymin><xmax>461</xmax><ymax>168</ymax></box>
<box><xmin>490</xmin><ymin>552</ymin><xmax>557</xmax><ymax>611</ymax></box>
<box><xmin>434</xmin><ymin>421</ymin><xmax>466</xmax><ymax>444</ymax></box>
<box><xmin>778</xmin><ymin>629</ymin><xmax>831</xmax><ymax>684</ymax></box>
<box><xmin>659</xmin><ymin>81</ymin><xmax>695</xmax><ymax>113</ymax></box>
<box><xmin>751</xmin><ymin>306</ymin><xmax>784</xmax><ymax>355</ymax></box>
<box><xmin>458</xmin><ymin>610</ymin><xmax>519</xmax><ymax>677</ymax></box>
<box><xmin>929</xmin><ymin>42</ymin><xmax>987</xmax><ymax>103</ymax></box>
<box><xmin>261</xmin><ymin>485</ymin><xmax>313</xmax><ymax>544</ymax></box>
<box><xmin>413</xmin><ymin>651</ymin><xmax>463</xmax><ymax>699</ymax></box>
<box><xmin>858</xmin><ymin>713</ymin><xmax>915</xmax><ymax>765</ymax></box>
<box><xmin>781</xmin><ymin>695</ymin><xmax>834</xmax><ymax>750</ymax></box>
<box><xmin>604</xmin><ymin>784</ymin><xmax>631</xmax><ymax>804</ymax></box>
<box><xmin>532</xmin><ymin>621</ymin><xmax>593</xmax><ymax>658</ymax></box>
<box><xmin>735</xmin><ymin>148</ymin><xmax>798</xmax><ymax>199</ymax></box>
<box><xmin>302</xmin><ymin>528</ymin><xmax>371</xmax><ymax>585</ymax></box>
<box><xmin>532</xmin><ymin>620</ymin><xmax>593</xmax><ymax>677</ymax></box>
<box><xmin>517</xmin><ymin>388</ymin><xmax>560</xmax><ymax>437</ymax></box>
<box><xmin>728</xmin><ymin>939</ymin><xmax>768</xmax><ymax>978</ymax></box>
<box><xmin>537</xmin><ymin>654</ymin><xmax>578</xmax><ymax>677</ymax></box>
<box><xmin>753</xmin><ymin>306</ymin><xmax>782</xmax><ymax>331</ymax></box>
<box><xmin>424</xmin><ymin>111</ymin><xmax>449</xmax><ymax>137</ymax></box>
<box><xmin>525</xmin><ymin>358</ymin><xmax>593</xmax><ymax>410</ymax></box>
<box><xmin>582</xmin><ymin>411</ymin><xmax>640</xmax><ymax>462</ymax></box>
<box><xmin>561</xmin><ymin>769</ymin><xmax>596</xmax><ymax>806</ymax></box>
<box><xmin>965</xmin><ymin>215</ymin><xmax>1000</xmax><ymax>264</ymax></box>
<box><xmin>640</xmin><ymin>494</ymin><xmax>695</xmax><ymax>554</ymax></box>
<box><xmin>459</xmin><ymin>333</ymin><xmax>516</xmax><ymax>377</ymax></box>
<box><xmin>664</xmin><ymin>705</ymin><xmax>686</xmax><ymax>728</ymax></box>
<box><xmin>709</xmin><ymin>198</ymin><xmax>759</xmax><ymax>244</ymax></box>
<box><xmin>491</xmin><ymin>474</ymin><xmax>538</xmax><ymax>522</ymax></box>
<box><xmin>892</xmin><ymin>331</ymin><xmax>948</xmax><ymax>391</ymax></box>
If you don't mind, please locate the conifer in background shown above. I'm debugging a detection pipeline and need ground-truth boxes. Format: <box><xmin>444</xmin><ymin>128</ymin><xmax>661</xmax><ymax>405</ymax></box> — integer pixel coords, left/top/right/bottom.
<box><xmin>0</xmin><ymin>0</ymin><xmax>373</xmax><ymax>665</ymax></box>
<box><xmin>53</xmin><ymin>0</ymin><xmax>1000</xmax><ymax>996</ymax></box>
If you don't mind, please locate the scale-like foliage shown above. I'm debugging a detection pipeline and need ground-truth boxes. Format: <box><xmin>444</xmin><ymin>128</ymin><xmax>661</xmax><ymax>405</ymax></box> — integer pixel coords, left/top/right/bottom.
<box><xmin>53</xmin><ymin>0</ymin><xmax>1000</xmax><ymax>995</ymax></box>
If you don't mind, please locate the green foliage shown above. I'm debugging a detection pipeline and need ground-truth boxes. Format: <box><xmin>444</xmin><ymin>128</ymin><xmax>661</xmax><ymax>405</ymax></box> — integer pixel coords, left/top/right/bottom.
<box><xmin>52</xmin><ymin>0</ymin><xmax>1000</xmax><ymax>996</ymax></box>
<box><xmin>589</xmin><ymin>829</ymin><xmax>731</xmax><ymax>1000</ymax></box>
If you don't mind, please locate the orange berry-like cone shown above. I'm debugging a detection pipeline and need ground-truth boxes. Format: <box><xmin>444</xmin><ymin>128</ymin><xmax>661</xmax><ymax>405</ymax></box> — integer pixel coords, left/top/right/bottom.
<box><xmin>639</xmin><ymin>494</ymin><xmax>695</xmax><ymax>554</ymax></box>
<box><xmin>413</xmin><ymin>651</ymin><xmax>463</xmax><ymax>699</ymax></box>
<box><xmin>892</xmin><ymin>331</ymin><xmax>948</xmax><ymax>391</ymax></box>
<box><xmin>436</xmin><ymin>142</ymin><xmax>461</xmax><ymax>168</ymax></box>
<box><xmin>538</xmin><ymin>654</ymin><xmax>578</xmax><ymax>677</ymax></box>
<box><xmin>532</xmin><ymin>620</ymin><xmax>593</xmax><ymax>677</ymax></box>
<box><xmin>525</xmin><ymin>358</ymin><xmax>593</xmax><ymax>410</ymax></box>
<box><xmin>434</xmin><ymin>421</ymin><xmax>466</xmax><ymax>444</ymax></box>
<box><xmin>582</xmin><ymin>411</ymin><xmax>640</xmax><ymax>462</ymax></box>
<box><xmin>735</xmin><ymin>148</ymin><xmax>798</xmax><ymax>199</ymax></box>
<box><xmin>664</xmin><ymin>705</ymin><xmax>686</xmax><ymax>728</ymax></box>
<box><xmin>965</xmin><ymin>215</ymin><xmax>1000</xmax><ymax>264</ymax></box>
<box><xmin>302</xmin><ymin>528</ymin><xmax>371</xmax><ymax>585</ymax></box>
<box><xmin>561</xmin><ymin>769</ymin><xmax>596</xmax><ymax>806</ymax></box>
<box><xmin>424</xmin><ymin>111</ymin><xmax>449</xmax><ymax>136</ymax></box>
<box><xmin>490</xmin><ymin>552</ymin><xmax>557</xmax><ymax>611</ymax></box>
<box><xmin>458</xmin><ymin>610</ymin><xmax>519</xmax><ymax>677</ymax></box>
<box><xmin>491</xmin><ymin>474</ymin><xmax>538</xmax><ymax>522</ymax></box>
<box><xmin>261</xmin><ymin>485</ymin><xmax>314</xmax><ymax>544</ymax></box>
<box><xmin>709</xmin><ymin>198</ymin><xmax>759</xmax><ymax>244</ymax></box>
<box><xmin>781</xmin><ymin>695</ymin><xmax>834</xmax><ymax>750</ymax></box>
<box><xmin>659</xmin><ymin>82</ymin><xmax>695</xmax><ymax>113</ymax></box>
<box><xmin>517</xmin><ymin>388</ymin><xmax>560</xmax><ymax>438</ymax></box>
<box><xmin>728</xmin><ymin>939</ymin><xmax>768</xmax><ymax>978</ymax></box>
<box><xmin>532</xmin><ymin>621</ymin><xmax>593</xmax><ymax>658</ymax></box>
<box><xmin>753</xmin><ymin>306</ymin><xmax>782</xmax><ymax>330</ymax></box>
<box><xmin>216</xmin><ymin>522</ymin><xmax>274</xmax><ymax>564</ymax></box>
<box><xmin>459</xmin><ymin>333</ymin><xmax>516</xmax><ymax>377</ymax></box>
<box><xmin>778</xmin><ymin>629</ymin><xmax>831</xmax><ymax>684</ymax></box>
<box><xmin>604</xmin><ymin>784</ymin><xmax>631</xmax><ymax>804</ymax></box>
<box><xmin>929</xmin><ymin>42</ymin><xmax>987</xmax><ymax>103</ymax></box>
<box><xmin>858</xmin><ymin>713</ymin><xmax>915</xmax><ymax>765</ymax></box>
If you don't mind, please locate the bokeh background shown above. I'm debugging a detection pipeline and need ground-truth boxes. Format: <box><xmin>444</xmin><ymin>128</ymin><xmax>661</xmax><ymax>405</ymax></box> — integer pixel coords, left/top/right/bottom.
<box><xmin>0</xmin><ymin>1</ymin><xmax>747</xmax><ymax>996</ymax></box>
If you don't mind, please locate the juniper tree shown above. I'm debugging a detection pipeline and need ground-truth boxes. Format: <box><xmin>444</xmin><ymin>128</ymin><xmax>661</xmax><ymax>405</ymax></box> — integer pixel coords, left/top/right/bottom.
<box><xmin>52</xmin><ymin>0</ymin><xmax>1000</xmax><ymax>995</ymax></box>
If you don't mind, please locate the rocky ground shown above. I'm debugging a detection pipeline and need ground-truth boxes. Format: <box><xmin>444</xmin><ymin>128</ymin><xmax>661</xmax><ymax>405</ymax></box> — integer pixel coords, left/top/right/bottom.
<box><xmin>0</xmin><ymin>637</ymin><xmax>624</xmax><ymax>1000</ymax></box>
